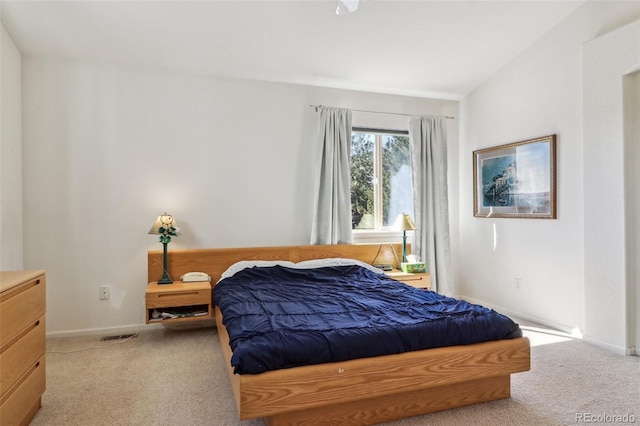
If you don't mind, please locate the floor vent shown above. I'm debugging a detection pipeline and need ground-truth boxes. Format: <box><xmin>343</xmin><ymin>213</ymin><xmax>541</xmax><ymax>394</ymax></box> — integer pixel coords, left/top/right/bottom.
<box><xmin>100</xmin><ymin>333</ymin><xmax>138</xmax><ymax>342</ymax></box>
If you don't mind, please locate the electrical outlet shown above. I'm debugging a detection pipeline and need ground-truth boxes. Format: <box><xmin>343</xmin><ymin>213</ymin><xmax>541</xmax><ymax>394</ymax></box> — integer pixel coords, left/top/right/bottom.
<box><xmin>99</xmin><ymin>286</ymin><xmax>110</xmax><ymax>300</ymax></box>
<box><xmin>515</xmin><ymin>278</ymin><xmax>521</xmax><ymax>289</ymax></box>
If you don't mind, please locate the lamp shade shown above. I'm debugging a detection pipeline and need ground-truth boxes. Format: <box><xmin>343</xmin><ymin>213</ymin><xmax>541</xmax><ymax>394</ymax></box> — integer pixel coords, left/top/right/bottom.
<box><xmin>394</xmin><ymin>213</ymin><xmax>416</xmax><ymax>231</ymax></box>
<box><xmin>148</xmin><ymin>213</ymin><xmax>177</xmax><ymax>235</ymax></box>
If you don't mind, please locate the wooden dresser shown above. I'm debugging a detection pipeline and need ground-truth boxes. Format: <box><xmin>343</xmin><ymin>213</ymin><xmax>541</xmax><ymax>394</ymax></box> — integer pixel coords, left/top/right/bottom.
<box><xmin>0</xmin><ymin>270</ymin><xmax>46</xmax><ymax>425</ymax></box>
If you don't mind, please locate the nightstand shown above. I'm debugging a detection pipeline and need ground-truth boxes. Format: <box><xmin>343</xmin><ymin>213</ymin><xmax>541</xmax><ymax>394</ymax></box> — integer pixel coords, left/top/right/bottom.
<box><xmin>145</xmin><ymin>281</ymin><xmax>212</xmax><ymax>324</ymax></box>
<box><xmin>385</xmin><ymin>271</ymin><xmax>431</xmax><ymax>290</ymax></box>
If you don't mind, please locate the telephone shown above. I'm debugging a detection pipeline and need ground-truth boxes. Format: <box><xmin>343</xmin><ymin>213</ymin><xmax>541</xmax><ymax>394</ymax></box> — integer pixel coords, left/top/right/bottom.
<box><xmin>180</xmin><ymin>272</ymin><xmax>211</xmax><ymax>282</ymax></box>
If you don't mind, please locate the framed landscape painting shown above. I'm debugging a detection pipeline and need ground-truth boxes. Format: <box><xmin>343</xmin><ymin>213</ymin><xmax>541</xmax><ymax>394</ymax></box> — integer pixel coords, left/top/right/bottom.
<box><xmin>473</xmin><ymin>134</ymin><xmax>556</xmax><ymax>219</ymax></box>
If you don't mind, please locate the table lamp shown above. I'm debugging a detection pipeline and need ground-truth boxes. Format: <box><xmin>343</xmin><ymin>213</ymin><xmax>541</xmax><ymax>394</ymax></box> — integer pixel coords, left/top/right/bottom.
<box><xmin>148</xmin><ymin>212</ymin><xmax>179</xmax><ymax>284</ymax></box>
<box><xmin>394</xmin><ymin>213</ymin><xmax>416</xmax><ymax>263</ymax></box>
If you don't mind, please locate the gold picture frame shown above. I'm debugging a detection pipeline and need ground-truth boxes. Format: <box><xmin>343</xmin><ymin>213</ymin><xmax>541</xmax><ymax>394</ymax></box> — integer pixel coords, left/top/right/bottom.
<box><xmin>473</xmin><ymin>134</ymin><xmax>556</xmax><ymax>219</ymax></box>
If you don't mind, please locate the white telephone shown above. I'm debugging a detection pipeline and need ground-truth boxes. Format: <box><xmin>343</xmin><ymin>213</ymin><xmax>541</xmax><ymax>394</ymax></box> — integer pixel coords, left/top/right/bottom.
<box><xmin>180</xmin><ymin>272</ymin><xmax>211</xmax><ymax>282</ymax></box>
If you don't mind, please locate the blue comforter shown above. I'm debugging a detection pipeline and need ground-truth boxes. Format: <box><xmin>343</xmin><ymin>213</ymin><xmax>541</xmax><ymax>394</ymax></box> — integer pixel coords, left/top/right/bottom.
<box><xmin>214</xmin><ymin>265</ymin><xmax>522</xmax><ymax>374</ymax></box>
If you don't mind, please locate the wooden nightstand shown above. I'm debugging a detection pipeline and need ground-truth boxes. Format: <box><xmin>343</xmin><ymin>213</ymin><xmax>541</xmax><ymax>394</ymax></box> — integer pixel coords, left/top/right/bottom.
<box><xmin>385</xmin><ymin>271</ymin><xmax>431</xmax><ymax>290</ymax></box>
<box><xmin>145</xmin><ymin>281</ymin><xmax>212</xmax><ymax>324</ymax></box>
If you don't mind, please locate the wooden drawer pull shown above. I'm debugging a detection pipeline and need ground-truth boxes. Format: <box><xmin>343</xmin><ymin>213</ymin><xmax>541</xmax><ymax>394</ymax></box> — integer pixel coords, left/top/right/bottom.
<box><xmin>158</xmin><ymin>292</ymin><xmax>199</xmax><ymax>297</ymax></box>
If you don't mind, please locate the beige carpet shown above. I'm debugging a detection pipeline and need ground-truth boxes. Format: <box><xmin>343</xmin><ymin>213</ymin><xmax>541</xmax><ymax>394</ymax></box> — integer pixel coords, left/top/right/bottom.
<box><xmin>30</xmin><ymin>322</ymin><xmax>639</xmax><ymax>425</ymax></box>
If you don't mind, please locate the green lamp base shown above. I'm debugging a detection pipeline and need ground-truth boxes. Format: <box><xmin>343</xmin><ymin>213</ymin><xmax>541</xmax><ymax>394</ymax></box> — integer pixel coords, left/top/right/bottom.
<box><xmin>157</xmin><ymin>242</ymin><xmax>173</xmax><ymax>284</ymax></box>
<box><xmin>157</xmin><ymin>275</ymin><xmax>173</xmax><ymax>285</ymax></box>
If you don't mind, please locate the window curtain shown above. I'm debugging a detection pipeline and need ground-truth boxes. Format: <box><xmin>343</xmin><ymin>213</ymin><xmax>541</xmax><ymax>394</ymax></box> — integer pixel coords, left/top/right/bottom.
<box><xmin>310</xmin><ymin>106</ymin><xmax>353</xmax><ymax>245</ymax></box>
<box><xmin>409</xmin><ymin>116</ymin><xmax>455</xmax><ymax>295</ymax></box>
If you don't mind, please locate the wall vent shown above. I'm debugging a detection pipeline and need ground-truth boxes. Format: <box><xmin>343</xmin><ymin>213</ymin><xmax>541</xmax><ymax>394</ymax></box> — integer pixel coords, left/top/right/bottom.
<box><xmin>100</xmin><ymin>333</ymin><xmax>138</xmax><ymax>342</ymax></box>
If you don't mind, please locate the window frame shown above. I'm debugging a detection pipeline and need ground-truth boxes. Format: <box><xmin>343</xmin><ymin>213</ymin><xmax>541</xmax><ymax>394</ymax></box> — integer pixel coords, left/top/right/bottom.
<box><xmin>351</xmin><ymin>127</ymin><xmax>413</xmax><ymax>243</ymax></box>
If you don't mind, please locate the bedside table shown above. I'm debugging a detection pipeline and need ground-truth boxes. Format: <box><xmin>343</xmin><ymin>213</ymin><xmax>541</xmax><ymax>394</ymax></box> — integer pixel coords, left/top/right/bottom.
<box><xmin>145</xmin><ymin>281</ymin><xmax>212</xmax><ymax>324</ymax></box>
<box><xmin>385</xmin><ymin>271</ymin><xmax>431</xmax><ymax>290</ymax></box>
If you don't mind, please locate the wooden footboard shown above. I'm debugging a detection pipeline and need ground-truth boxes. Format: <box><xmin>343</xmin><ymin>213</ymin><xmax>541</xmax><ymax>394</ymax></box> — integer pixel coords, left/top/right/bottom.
<box><xmin>215</xmin><ymin>307</ymin><xmax>530</xmax><ymax>425</ymax></box>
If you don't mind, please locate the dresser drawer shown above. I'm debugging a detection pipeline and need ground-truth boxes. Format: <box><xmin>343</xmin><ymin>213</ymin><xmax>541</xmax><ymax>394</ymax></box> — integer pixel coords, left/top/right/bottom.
<box><xmin>146</xmin><ymin>287</ymin><xmax>211</xmax><ymax>309</ymax></box>
<box><xmin>0</xmin><ymin>276</ymin><xmax>46</xmax><ymax>347</ymax></box>
<box><xmin>0</xmin><ymin>354</ymin><xmax>45</xmax><ymax>426</ymax></box>
<box><xmin>0</xmin><ymin>315</ymin><xmax>46</xmax><ymax>400</ymax></box>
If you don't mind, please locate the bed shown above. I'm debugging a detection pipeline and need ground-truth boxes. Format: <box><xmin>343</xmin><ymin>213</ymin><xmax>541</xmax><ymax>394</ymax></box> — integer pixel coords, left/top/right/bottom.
<box><xmin>148</xmin><ymin>243</ymin><xmax>530</xmax><ymax>425</ymax></box>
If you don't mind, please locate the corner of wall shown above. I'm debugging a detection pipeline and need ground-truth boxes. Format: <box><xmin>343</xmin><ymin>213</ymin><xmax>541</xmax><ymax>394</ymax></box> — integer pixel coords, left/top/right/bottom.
<box><xmin>0</xmin><ymin>23</ymin><xmax>24</xmax><ymax>270</ymax></box>
<box><xmin>582</xmin><ymin>20</ymin><xmax>640</xmax><ymax>352</ymax></box>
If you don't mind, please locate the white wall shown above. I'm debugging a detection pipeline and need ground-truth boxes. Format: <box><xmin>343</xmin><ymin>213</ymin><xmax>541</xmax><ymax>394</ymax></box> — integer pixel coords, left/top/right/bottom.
<box><xmin>459</xmin><ymin>2</ymin><xmax>640</xmax><ymax>351</ymax></box>
<box><xmin>21</xmin><ymin>58</ymin><xmax>457</xmax><ymax>335</ymax></box>
<box><xmin>0</xmin><ymin>24</ymin><xmax>23</xmax><ymax>270</ymax></box>
<box><xmin>583</xmin><ymin>21</ymin><xmax>640</xmax><ymax>354</ymax></box>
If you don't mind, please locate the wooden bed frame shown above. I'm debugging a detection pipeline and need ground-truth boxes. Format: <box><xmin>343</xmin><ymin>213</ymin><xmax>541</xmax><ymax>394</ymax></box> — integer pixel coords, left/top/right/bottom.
<box><xmin>148</xmin><ymin>243</ymin><xmax>530</xmax><ymax>425</ymax></box>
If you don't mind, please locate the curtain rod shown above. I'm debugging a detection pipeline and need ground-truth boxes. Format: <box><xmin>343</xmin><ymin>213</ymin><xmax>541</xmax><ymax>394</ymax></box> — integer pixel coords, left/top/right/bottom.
<box><xmin>309</xmin><ymin>104</ymin><xmax>454</xmax><ymax>120</ymax></box>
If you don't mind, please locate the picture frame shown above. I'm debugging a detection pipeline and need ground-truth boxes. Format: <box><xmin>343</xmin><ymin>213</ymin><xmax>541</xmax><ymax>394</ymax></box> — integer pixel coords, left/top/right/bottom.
<box><xmin>473</xmin><ymin>134</ymin><xmax>556</xmax><ymax>219</ymax></box>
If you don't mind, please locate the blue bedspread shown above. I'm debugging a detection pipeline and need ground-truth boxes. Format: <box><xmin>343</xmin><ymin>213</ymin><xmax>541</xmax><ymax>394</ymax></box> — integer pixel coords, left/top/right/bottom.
<box><xmin>214</xmin><ymin>265</ymin><xmax>522</xmax><ymax>374</ymax></box>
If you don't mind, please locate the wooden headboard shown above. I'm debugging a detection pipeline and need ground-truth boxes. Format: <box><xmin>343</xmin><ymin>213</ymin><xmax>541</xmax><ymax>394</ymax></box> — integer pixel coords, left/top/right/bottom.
<box><xmin>147</xmin><ymin>243</ymin><xmax>408</xmax><ymax>284</ymax></box>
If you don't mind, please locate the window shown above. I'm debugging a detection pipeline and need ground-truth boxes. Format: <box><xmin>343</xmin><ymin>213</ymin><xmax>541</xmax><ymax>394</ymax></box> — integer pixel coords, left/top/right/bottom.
<box><xmin>351</xmin><ymin>130</ymin><xmax>413</xmax><ymax>230</ymax></box>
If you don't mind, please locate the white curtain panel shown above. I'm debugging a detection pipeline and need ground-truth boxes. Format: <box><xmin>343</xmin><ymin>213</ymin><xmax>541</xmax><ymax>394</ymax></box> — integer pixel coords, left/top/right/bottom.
<box><xmin>409</xmin><ymin>116</ymin><xmax>455</xmax><ymax>295</ymax></box>
<box><xmin>310</xmin><ymin>106</ymin><xmax>353</xmax><ymax>245</ymax></box>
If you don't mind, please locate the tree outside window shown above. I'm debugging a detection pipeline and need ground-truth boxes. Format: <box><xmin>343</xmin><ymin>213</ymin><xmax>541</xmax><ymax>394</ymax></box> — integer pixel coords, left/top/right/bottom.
<box><xmin>351</xmin><ymin>131</ymin><xmax>413</xmax><ymax>230</ymax></box>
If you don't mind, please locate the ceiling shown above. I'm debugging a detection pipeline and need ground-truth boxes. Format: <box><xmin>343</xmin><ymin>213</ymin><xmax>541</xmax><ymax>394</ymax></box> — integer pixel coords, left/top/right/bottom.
<box><xmin>0</xmin><ymin>0</ymin><xmax>585</xmax><ymax>100</ymax></box>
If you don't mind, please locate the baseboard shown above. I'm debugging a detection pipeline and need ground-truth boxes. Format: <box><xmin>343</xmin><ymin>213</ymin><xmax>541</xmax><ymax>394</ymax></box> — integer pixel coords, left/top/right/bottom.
<box><xmin>45</xmin><ymin>319</ymin><xmax>217</xmax><ymax>338</ymax></box>
<box><xmin>46</xmin><ymin>323</ymin><xmax>161</xmax><ymax>338</ymax></box>
<box><xmin>582</xmin><ymin>335</ymin><xmax>629</xmax><ymax>356</ymax></box>
<box><xmin>461</xmin><ymin>295</ymin><xmax>579</xmax><ymax>336</ymax></box>
<box><xmin>461</xmin><ymin>295</ymin><xmax>636</xmax><ymax>356</ymax></box>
